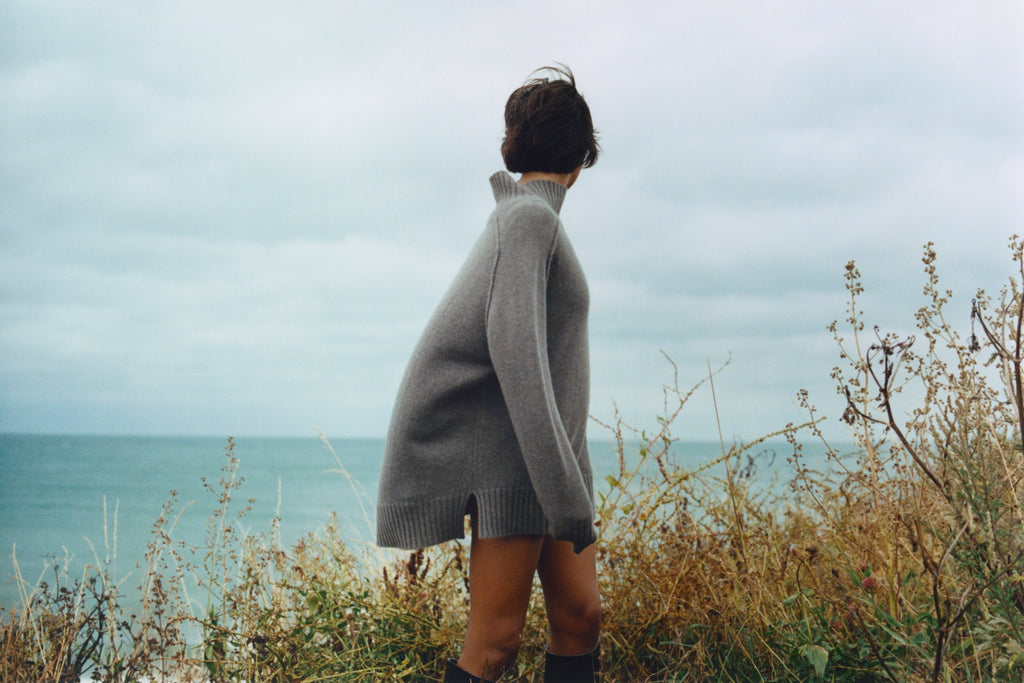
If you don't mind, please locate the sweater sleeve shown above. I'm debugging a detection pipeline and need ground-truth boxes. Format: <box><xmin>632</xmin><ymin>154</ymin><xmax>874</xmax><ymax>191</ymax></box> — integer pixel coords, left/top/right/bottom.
<box><xmin>485</xmin><ymin>200</ymin><xmax>597</xmax><ymax>553</ymax></box>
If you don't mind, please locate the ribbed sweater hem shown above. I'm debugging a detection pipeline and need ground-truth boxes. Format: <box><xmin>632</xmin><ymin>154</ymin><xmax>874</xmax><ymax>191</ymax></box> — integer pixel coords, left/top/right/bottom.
<box><xmin>376</xmin><ymin>487</ymin><xmax>550</xmax><ymax>550</ymax></box>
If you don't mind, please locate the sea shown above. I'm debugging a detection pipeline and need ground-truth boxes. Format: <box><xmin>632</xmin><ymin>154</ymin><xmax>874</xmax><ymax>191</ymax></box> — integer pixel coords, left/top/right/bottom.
<box><xmin>0</xmin><ymin>433</ymin><xmax>845</xmax><ymax>613</ymax></box>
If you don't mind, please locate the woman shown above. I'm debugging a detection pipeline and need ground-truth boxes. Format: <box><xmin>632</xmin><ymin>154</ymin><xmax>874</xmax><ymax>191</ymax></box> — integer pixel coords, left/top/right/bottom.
<box><xmin>377</xmin><ymin>65</ymin><xmax>602</xmax><ymax>683</ymax></box>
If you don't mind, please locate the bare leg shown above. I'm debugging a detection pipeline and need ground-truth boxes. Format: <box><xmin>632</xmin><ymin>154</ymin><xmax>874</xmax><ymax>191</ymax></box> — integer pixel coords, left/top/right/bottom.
<box><xmin>457</xmin><ymin>530</ymin><xmax>544</xmax><ymax>679</ymax></box>
<box><xmin>537</xmin><ymin>536</ymin><xmax>602</xmax><ymax>656</ymax></box>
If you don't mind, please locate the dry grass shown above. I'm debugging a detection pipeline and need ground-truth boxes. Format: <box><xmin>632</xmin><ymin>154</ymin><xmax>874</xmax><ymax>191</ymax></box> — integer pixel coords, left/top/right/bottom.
<box><xmin>2</xmin><ymin>237</ymin><xmax>1022</xmax><ymax>681</ymax></box>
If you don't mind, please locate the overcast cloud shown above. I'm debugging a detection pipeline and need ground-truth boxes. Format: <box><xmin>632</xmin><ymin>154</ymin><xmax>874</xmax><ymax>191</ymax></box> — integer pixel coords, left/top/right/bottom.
<box><xmin>2</xmin><ymin>1</ymin><xmax>1022</xmax><ymax>442</ymax></box>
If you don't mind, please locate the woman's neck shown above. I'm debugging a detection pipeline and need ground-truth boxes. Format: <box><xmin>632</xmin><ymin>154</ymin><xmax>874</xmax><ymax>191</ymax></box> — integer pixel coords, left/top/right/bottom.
<box><xmin>518</xmin><ymin>167</ymin><xmax>581</xmax><ymax>189</ymax></box>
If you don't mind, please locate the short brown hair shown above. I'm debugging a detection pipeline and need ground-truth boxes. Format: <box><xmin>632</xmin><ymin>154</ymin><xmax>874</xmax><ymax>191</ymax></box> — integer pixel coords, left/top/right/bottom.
<box><xmin>501</xmin><ymin>65</ymin><xmax>600</xmax><ymax>174</ymax></box>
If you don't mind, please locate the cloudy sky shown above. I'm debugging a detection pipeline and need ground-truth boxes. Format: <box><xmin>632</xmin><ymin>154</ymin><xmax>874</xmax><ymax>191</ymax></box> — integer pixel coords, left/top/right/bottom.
<box><xmin>2</xmin><ymin>1</ymin><xmax>1022</xmax><ymax>443</ymax></box>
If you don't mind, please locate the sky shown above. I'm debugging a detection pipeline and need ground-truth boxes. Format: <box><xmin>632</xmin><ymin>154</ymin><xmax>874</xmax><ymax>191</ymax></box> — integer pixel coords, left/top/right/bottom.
<box><xmin>1</xmin><ymin>1</ymin><xmax>1022</xmax><ymax>443</ymax></box>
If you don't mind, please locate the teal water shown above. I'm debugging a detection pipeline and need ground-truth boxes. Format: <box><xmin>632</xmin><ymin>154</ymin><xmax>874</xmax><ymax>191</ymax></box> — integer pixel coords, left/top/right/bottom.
<box><xmin>0</xmin><ymin>434</ymin><xmax>836</xmax><ymax>611</ymax></box>
<box><xmin>0</xmin><ymin>434</ymin><xmax>387</xmax><ymax>611</ymax></box>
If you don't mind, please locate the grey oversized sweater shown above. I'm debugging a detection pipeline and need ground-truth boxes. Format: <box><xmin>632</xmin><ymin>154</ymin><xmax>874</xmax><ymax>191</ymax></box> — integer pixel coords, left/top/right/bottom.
<box><xmin>376</xmin><ymin>171</ymin><xmax>597</xmax><ymax>554</ymax></box>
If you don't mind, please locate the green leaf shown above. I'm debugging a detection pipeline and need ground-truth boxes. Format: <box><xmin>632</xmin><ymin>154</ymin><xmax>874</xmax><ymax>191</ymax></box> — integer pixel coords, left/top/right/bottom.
<box><xmin>783</xmin><ymin>588</ymin><xmax>811</xmax><ymax>605</ymax></box>
<box><xmin>800</xmin><ymin>644</ymin><xmax>829</xmax><ymax>680</ymax></box>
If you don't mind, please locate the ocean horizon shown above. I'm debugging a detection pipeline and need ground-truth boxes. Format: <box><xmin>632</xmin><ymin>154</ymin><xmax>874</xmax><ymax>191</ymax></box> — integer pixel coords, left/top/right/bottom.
<box><xmin>0</xmin><ymin>433</ymin><xmax>845</xmax><ymax>612</ymax></box>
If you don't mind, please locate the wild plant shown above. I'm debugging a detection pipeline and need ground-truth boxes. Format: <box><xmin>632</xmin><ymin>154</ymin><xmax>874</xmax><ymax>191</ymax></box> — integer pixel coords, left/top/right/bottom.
<box><xmin>178</xmin><ymin>438</ymin><xmax>475</xmax><ymax>681</ymax></box>
<box><xmin>0</xmin><ymin>492</ymin><xmax>194</xmax><ymax>682</ymax></box>
<box><xmin>790</xmin><ymin>237</ymin><xmax>1024</xmax><ymax>681</ymax></box>
<box><xmin>592</xmin><ymin>357</ymin><xmax>818</xmax><ymax>682</ymax></box>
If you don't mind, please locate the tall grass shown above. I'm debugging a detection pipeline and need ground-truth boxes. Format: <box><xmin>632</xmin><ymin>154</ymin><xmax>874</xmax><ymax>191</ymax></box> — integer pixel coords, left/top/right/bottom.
<box><xmin>2</xmin><ymin>237</ymin><xmax>1021</xmax><ymax>681</ymax></box>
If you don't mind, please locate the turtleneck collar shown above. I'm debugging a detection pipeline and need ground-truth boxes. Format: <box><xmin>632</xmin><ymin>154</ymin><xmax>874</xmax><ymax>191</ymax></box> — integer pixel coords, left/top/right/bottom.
<box><xmin>489</xmin><ymin>171</ymin><xmax>567</xmax><ymax>214</ymax></box>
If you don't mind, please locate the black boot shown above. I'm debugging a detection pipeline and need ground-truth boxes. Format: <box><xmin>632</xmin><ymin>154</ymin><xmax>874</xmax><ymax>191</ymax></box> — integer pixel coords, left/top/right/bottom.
<box><xmin>544</xmin><ymin>640</ymin><xmax>600</xmax><ymax>682</ymax></box>
<box><xmin>442</xmin><ymin>658</ymin><xmax>495</xmax><ymax>683</ymax></box>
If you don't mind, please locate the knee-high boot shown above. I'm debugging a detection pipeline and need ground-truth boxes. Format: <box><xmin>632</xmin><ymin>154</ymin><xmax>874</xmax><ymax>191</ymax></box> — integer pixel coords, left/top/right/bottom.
<box><xmin>441</xmin><ymin>658</ymin><xmax>495</xmax><ymax>683</ymax></box>
<box><xmin>544</xmin><ymin>639</ymin><xmax>600</xmax><ymax>682</ymax></box>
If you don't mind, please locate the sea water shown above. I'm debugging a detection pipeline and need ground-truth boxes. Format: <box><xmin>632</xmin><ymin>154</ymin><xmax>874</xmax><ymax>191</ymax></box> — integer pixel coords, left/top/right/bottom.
<box><xmin>0</xmin><ymin>434</ymin><xmax>841</xmax><ymax>611</ymax></box>
<box><xmin>0</xmin><ymin>434</ymin><xmax>386</xmax><ymax>611</ymax></box>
